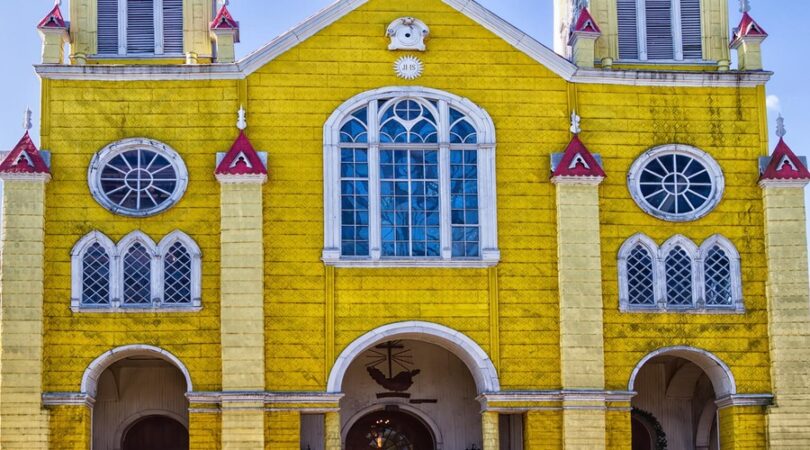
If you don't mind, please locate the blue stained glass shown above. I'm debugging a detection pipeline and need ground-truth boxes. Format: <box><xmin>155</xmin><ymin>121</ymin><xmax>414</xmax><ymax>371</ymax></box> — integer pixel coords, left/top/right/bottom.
<box><xmin>341</xmin><ymin>164</ymin><xmax>355</xmax><ymax>177</ymax></box>
<box><xmin>342</xmin><ymin>226</ymin><xmax>355</xmax><ymax>239</ymax></box>
<box><xmin>342</xmin><ymin>196</ymin><xmax>356</xmax><ymax>209</ymax></box>
<box><xmin>340</xmin><ymin>147</ymin><xmax>369</xmax><ymax>257</ymax></box>
<box><xmin>342</xmin><ymin>211</ymin><xmax>355</xmax><ymax>225</ymax></box>
<box><xmin>450</xmin><ymin>149</ymin><xmax>480</xmax><ymax>257</ymax></box>
<box><xmin>450</xmin><ymin>119</ymin><xmax>477</xmax><ymax>144</ymax></box>
<box><xmin>411</xmin><ymin>120</ymin><xmax>438</xmax><ymax>143</ymax></box>
<box><xmin>341</xmin><ymin>149</ymin><xmax>354</xmax><ymax>162</ymax></box>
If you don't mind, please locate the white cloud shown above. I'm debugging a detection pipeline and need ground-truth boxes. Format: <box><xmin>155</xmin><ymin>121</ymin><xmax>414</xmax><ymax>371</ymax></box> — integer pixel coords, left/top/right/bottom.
<box><xmin>767</xmin><ymin>95</ymin><xmax>782</xmax><ymax>113</ymax></box>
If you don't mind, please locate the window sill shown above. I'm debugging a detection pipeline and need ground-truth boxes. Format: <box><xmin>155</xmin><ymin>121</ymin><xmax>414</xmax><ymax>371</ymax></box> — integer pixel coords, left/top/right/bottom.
<box><xmin>71</xmin><ymin>301</ymin><xmax>202</xmax><ymax>314</ymax></box>
<box><xmin>619</xmin><ymin>305</ymin><xmax>745</xmax><ymax>315</ymax></box>
<box><xmin>322</xmin><ymin>250</ymin><xmax>500</xmax><ymax>268</ymax></box>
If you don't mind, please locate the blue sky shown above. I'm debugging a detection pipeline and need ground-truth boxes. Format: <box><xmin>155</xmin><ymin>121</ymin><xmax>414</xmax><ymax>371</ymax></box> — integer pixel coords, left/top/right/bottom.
<box><xmin>0</xmin><ymin>1</ymin><xmax>805</xmax><ymax>217</ymax></box>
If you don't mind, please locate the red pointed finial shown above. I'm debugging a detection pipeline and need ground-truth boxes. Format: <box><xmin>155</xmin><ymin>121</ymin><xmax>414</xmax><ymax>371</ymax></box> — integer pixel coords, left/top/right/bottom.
<box><xmin>0</xmin><ymin>109</ymin><xmax>51</xmax><ymax>179</ymax></box>
<box><xmin>760</xmin><ymin>116</ymin><xmax>810</xmax><ymax>184</ymax></box>
<box><xmin>38</xmin><ymin>0</ymin><xmax>67</xmax><ymax>29</ymax></box>
<box><xmin>215</xmin><ymin>107</ymin><xmax>267</xmax><ymax>181</ymax></box>
<box><xmin>572</xmin><ymin>7</ymin><xmax>601</xmax><ymax>35</ymax></box>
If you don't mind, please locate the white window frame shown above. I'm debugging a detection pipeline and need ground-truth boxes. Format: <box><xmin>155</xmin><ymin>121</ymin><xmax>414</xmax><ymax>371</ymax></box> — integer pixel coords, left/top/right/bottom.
<box><xmin>627</xmin><ymin>144</ymin><xmax>725</xmax><ymax>222</ymax></box>
<box><xmin>88</xmin><ymin>138</ymin><xmax>189</xmax><ymax>218</ymax></box>
<box><xmin>107</xmin><ymin>0</ymin><xmax>180</xmax><ymax>56</ymax></box>
<box><xmin>618</xmin><ymin>233</ymin><xmax>744</xmax><ymax>313</ymax></box>
<box><xmin>71</xmin><ymin>230</ymin><xmax>202</xmax><ymax>312</ymax></box>
<box><xmin>620</xmin><ymin>0</ymin><xmax>702</xmax><ymax>62</ymax></box>
<box><xmin>322</xmin><ymin>86</ymin><xmax>500</xmax><ymax>268</ymax></box>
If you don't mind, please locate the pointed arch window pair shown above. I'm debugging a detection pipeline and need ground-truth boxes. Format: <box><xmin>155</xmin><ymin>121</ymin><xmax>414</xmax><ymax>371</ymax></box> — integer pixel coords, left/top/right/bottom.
<box><xmin>619</xmin><ymin>234</ymin><xmax>743</xmax><ymax>312</ymax></box>
<box><xmin>71</xmin><ymin>231</ymin><xmax>201</xmax><ymax>311</ymax></box>
<box><xmin>323</xmin><ymin>88</ymin><xmax>500</xmax><ymax>267</ymax></box>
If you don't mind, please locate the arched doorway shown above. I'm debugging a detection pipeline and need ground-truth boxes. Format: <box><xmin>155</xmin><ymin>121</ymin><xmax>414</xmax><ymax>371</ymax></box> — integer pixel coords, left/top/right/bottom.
<box><xmin>346</xmin><ymin>409</ymin><xmax>435</xmax><ymax>450</ymax></box>
<box><xmin>83</xmin><ymin>345</ymin><xmax>192</xmax><ymax>450</ymax></box>
<box><xmin>629</xmin><ymin>347</ymin><xmax>733</xmax><ymax>450</ymax></box>
<box><xmin>122</xmin><ymin>415</ymin><xmax>189</xmax><ymax>450</ymax></box>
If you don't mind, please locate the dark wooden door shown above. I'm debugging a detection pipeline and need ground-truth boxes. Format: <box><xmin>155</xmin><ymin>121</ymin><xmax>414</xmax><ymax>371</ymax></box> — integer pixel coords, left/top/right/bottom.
<box><xmin>122</xmin><ymin>415</ymin><xmax>189</xmax><ymax>450</ymax></box>
<box><xmin>346</xmin><ymin>410</ymin><xmax>435</xmax><ymax>450</ymax></box>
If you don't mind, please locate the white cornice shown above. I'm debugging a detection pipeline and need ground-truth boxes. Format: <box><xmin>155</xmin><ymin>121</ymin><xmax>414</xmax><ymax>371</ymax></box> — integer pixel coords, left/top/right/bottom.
<box><xmin>34</xmin><ymin>0</ymin><xmax>772</xmax><ymax>88</ymax></box>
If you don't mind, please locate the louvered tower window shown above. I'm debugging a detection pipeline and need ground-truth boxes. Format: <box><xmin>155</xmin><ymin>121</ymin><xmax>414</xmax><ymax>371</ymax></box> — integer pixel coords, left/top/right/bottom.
<box><xmin>617</xmin><ymin>0</ymin><xmax>703</xmax><ymax>61</ymax></box>
<box><xmin>97</xmin><ymin>0</ymin><xmax>184</xmax><ymax>55</ymax></box>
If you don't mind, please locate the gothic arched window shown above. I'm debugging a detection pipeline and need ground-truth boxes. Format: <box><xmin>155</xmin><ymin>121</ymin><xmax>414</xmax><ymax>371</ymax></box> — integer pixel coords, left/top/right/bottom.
<box><xmin>323</xmin><ymin>88</ymin><xmax>499</xmax><ymax>267</ymax></box>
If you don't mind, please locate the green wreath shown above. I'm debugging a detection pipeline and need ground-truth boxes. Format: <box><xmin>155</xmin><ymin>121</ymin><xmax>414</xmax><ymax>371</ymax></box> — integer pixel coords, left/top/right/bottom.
<box><xmin>632</xmin><ymin>408</ymin><xmax>667</xmax><ymax>450</ymax></box>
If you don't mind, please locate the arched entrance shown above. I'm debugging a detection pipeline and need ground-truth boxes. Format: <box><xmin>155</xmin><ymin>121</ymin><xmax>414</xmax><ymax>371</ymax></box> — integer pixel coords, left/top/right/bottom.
<box><xmin>629</xmin><ymin>347</ymin><xmax>733</xmax><ymax>450</ymax></box>
<box><xmin>84</xmin><ymin>345</ymin><xmax>191</xmax><ymax>450</ymax></box>
<box><xmin>346</xmin><ymin>409</ymin><xmax>436</xmax><ymax>450</ymax></box>
<box><xmin>326</xmin><ymin>322</ymin><xmax>501</xmax><ymax>449</ymax></box>
<box><xmin>122</xmin><ymin>415</ymin><xmax>189</xmax><ymax>450</ymax></box>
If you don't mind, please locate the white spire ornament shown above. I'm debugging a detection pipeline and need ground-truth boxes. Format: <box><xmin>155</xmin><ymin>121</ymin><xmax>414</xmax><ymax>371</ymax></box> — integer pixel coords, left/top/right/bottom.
<box><xmin>739</xmin><ymin>0</ymin><xmax>751</xmax><ymax>13</ymax></box>
<box><xmin>23</xmin><ymin>108</ymin><xmax>32</xmax><ymax>132</ymax></box>
<box><xmin>218</xmin><ymin>0</ymin><xmax>229</xmax><ymax>7</ymax></box>
<box><xmin>776</xmin><ymin>114</ymin><xmax>786</xmax><ymax>139</ymax></box>
<box><xmin>570</xmin><ymin>111</ymin><xmax>582</xmax><ymax>135</ymax></box>
<box><xmin>237</xmin><ymin>105</ymin><xmax>247</xmax><ymax>131</ymax></box>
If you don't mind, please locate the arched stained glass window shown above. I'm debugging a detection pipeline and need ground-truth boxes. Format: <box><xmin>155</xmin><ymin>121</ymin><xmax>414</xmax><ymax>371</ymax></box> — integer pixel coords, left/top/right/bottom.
<box><xmin>704</xmin><ymin>245</ymin><xmax>732</xmax><ymax>306</ymax></box>
<box><xmin>626</xmin><ymin>245</ymin><xmax>655</xmax><ymax>306</ymax></box>
<box><xmin>327</xmin><ymin>89</ymin><xmax>499</xmax><ymax>267</ymax></box>
<box><xmin>123</xmin><ymin>242</ymin><xmax>152</xmax><ymax>305</ymax></box>
<box><xmin>164</xmin><ymin>242</ymin><xmax>192</xmax><ymax>304</ymax></box>
<box><xmin>665</xmin><ymin>246</ymin><xmax>694</xmax><ymax>307</ymax></box>
<box><xmin>82</xmin><ymin>243</ymin><xmax>112</xmax><ymax>305</ymax></box>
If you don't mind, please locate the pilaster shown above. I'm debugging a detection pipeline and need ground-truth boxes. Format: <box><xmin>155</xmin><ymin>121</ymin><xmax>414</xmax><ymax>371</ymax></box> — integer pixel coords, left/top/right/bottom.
<box><xmin>552</xmin><ymin>129</ymin><xmax>607</xmax><ymax>449</ymax></box>
<box><xmin>217</xmin><ymin>122</ymin><xmax>268</xmax><ymax>449</ymax></box>
<box><xmin>481</xmin><ymin>410</ymin><xmax>500</xmax><ymax>450</ymax></box>
<box><xmin>718</xmin><ymin>405</ymin><xmax>768</xmax><ymax>450</ymax></box>
<box><xmin>324</xmin><ymin>411</ymin><xmax>341</xmax><ymax>450</ymax></box>
<box><xmin>761</xmin><ymin>185</ymin><xmax>810</xmax><ymax>447</ymax></box>
<box><xmin>0</xmin><ymin>179</ymin><xmax>49</xmax><ymax>449</ymax></box>
<box><xmin>185</xmin><ymin>0</ymin><xmax>215</xmax><ymax>59</ymax></box>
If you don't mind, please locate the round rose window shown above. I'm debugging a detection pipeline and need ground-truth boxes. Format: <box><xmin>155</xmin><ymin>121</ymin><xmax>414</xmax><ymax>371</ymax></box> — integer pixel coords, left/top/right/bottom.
<box><xmin>89</xmin><ymin>139</ymin><xmax>188</xmax><ymax>217</ymax></box>
<box><xmin>628</xmin><ymin>145</ymin><xmax>724</xmax><ymax>222</ymax></box>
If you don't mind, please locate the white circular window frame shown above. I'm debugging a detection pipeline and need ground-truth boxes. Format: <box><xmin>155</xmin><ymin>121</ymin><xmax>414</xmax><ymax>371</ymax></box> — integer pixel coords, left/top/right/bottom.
<box><xmin>627</xmin><ymin>144</ymin><xmax>725</xmax><ymax>222</ymax></box>
<box><xmin>88</xmin><ymin>138</ymin><xmax>189</xmax><ymax>218</ymax></box>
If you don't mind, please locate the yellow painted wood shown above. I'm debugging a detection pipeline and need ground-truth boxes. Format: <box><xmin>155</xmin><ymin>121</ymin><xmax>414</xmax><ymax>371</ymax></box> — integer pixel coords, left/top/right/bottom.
<box><xmin>47</xmin><ymin>404</ymin><xmax>91</xmax><ymax>450</ymax></box>
<box><xmin>482</xmin><ymin>411</ymin><xmax>499</xmax><ymax>450</ymax></box>
<box><xmin>762</xmin><ymin>187</ymin><xmax>810</xmax><ymax>447</ymax></box>
<box><xmin>220</xmin><ymin>182</ymin><xmax>265</xmax><ymax>391</ymax></box>
<box><xmin>39</xmin><ymin>29</ymin><xmax>68</xmax><ymax>64</ymax></box>
<box><xmin>325</xmin><ymin>411</ymin><xmax>341</xmax><ymax>450</ymax></box>
<box><xmin>221</xmin><ymin>407</ymin><xmax>265</xmax><ymax>449</ymax></box>
<box><xmin>488</xmin><ymin>266</ymin><xmax>501</xmax><ymax>369</ymax></box>
<box><xmin>718</xmin><ymin>406</ymin><xmax>767</xmax><ymax>449</ymax></box>
<box><xmin>185</xmin><ymin>0</ymin><xmax>214</xmax><ymax>59</ymax></box>
<box><xmin>563</xmin><ymin>407</ymin><xmax>606</xmax><ymax>449</ymax></box>
<box><xmin>189</xmin><ymin>410</ymin><xmax>221</xmax><ymax>450</ymax></box>
<box><xmin>525</xmin><ymin>410</ymin><xmax>563</xmax><ymax>449</ymax></box>
<box><xmin>1</xmin><ymin>181</ymin><xmax>48</xmax><ymax>449</ymax></box>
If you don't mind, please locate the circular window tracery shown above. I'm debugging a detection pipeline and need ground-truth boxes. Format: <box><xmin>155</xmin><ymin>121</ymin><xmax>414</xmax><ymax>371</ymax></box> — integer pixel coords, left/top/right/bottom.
<box><xmin>89</xmin><ymin>139</ymin><xmax>188</xmax><ymax>217</ymax></box>
<box><xmin>628</xmin><ymin>145</ymin><xmax>724</xmax><ymax>222</ymax></box>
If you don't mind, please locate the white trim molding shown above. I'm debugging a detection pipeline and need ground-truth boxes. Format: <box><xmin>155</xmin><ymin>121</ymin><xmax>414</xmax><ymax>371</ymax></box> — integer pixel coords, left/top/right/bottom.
<box><xmin>71</xmin><ymin>230</ymin><xmax>203</xmax><ymax>312</ymax></box>
<box><xmin>322</xmin><ymin>86</ymin><xmax>500</xmax><ymax>268</ymax></box>
<box><xmin>81</xmin><ymin>344</ymin><xmax>193</xmax><ymax>399</ymax></box>
<box><xmin>327</xmin><ymin>321</ymin><xmax>500</xmax><ymax>394</ymax></box>
<box><xmin>477</xmin><ymin>390</ymin><xmax>636</xmax><ymax>412</ymax></box>
<box><xmin>627</xmin><ymin>144</ymin><xmax>725</xmax><ymax>222</ymax></box>
<box><xmin>629</xmin><ymin>346</ymin><xmax>736</xmax><ymax>398</ymax></box>
<box><xmin>34</xmin><ymin>0</ymin><xmax>771</xmax><ymax>88</ymax></box>
<box><xmin>618</xmin><ymin>233</ymin><xmax>744</xmax><ymax>313</ymax></box>
<box><xmin>88</xmin><ymin>138</ymin><xmax>189</xmax><ymax>218</ymax></box>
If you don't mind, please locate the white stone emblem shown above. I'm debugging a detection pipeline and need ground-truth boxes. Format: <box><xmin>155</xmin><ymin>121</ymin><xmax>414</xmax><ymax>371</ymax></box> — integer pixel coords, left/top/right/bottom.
<box><xmin>387</xmin><ymin>17</ymin><xmax>430</xmax><ymax>51</ymax></box>
<box><xmin>394</xmin><ymin>56</ymin><xmax>424</xmax><ymax>80</ymax></box>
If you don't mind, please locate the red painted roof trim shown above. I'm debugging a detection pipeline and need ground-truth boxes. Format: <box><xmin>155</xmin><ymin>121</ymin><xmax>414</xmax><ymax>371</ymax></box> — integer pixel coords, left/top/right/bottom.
<box><xmin>211</xmin><ymin>5</ymin><xmax>239</xmax><ymax>30</ymax></box>
<box><xmin>733</xmin><ymin>12</ymin><xmax>767</xmax><ymax>42</ymax></box>
<box><xmin>215</xmin><ymin>131</ymin><xmax>268</xmax><ymax>176</ymax></box>
<box><xmin>572</xmin><ymin>8</ymin><xmax>601</xmax><ymax>35</ymax></box>
<box><xmin>0</xmin><ymin>132</ymin><xmax>51</xmax><ymax>175</ymax></box>
<box><xmin>552</xmin><ymin>135</ymin><xmax>606</xmax><ymax>178</ymax></box>
<box><xmin>760</xmin><ymin>138</ymin><xmax>810</xmax><ymax>181</ymax></box>
<box><xmin>38</xmin><ymin>4</ymin><xmax>67</xmax><ymax>29</ymax></box>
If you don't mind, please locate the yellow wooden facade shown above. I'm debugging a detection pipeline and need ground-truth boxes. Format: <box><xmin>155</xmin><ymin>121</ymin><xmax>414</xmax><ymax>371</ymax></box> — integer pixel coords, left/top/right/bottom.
<box><xmin>3</xmin><ymin>0</ymin><xmax>810</xmax><ymax>448</ymax></box>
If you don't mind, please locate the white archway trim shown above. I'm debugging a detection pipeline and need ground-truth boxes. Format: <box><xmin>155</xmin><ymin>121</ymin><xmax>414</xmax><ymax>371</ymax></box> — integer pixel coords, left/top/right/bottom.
<box><xmin>628</xmin><ymin>346</ymin><xmax>736</xmax><ymax>398</ymax></box>
<box><xmin>114</xmin><ymin>409</ymin><xmax>189</xmax><ymax>450</ymax></box>
<box><xmin>618</xmin><ymin>234</ymin><xmax>744</xmax><ymax>313</ymax></box>
<box><xmin>82</xmin><ymin>344</ymin><xmax>193</xmax><ymax>399</ymax></box>
<box><xmin>695</xmin><ymin>401</ymin><xmax>718</xmax><ymax>450</ymax></box>
<box><xmin>341</xmin><ymin>403</ymin><xmax>444</xmax><ymax>450</ymax></box>
<box><xmin>322</xmin><ymin>86</ymin><xmax>500</xmax><ymax>268</ymax></box>
<box><xmin>327</xmin><ymin>321</ymin><xmax>500</xmax><ymax>394</ymax></box>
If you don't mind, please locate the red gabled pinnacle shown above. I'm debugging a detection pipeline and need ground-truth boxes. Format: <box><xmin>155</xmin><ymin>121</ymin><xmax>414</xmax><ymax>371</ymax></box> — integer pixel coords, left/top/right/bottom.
<box><xmin>0</xmin><ymin>132</ymin><xmax>51</xmax><ymax>175</ymax></box>
<box><xmin>760</xmin><ymin>138</ymin><xmax>810</xmax><ymax>182</ymax></box>
<box><xmin>215</xmin><ymin>131</ymin><xmax>267</xmax><ymax>177</ymax></box>
<box><xmin>37</xmin><ymin>4</ymin><xmax>67</xmax><ymax>30</ymax></box>
<box><xmin>572</xmin><ymin>8</ymin><xmax>601</xmax><ymax>35</ymax></box>
<box><xmin>552</xmin><ymin>135</ymin><xmax>606</xmax><ymax>179</ymax></box>
<box><xmin>211</xmin><ymin>5</ymin><xmax>239</xmax><ymax>30</ymax></box>
<box><xmin>733</xmin><ymin>12</ymin><xmax>767</xmax><ymax>42</ymax></box>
